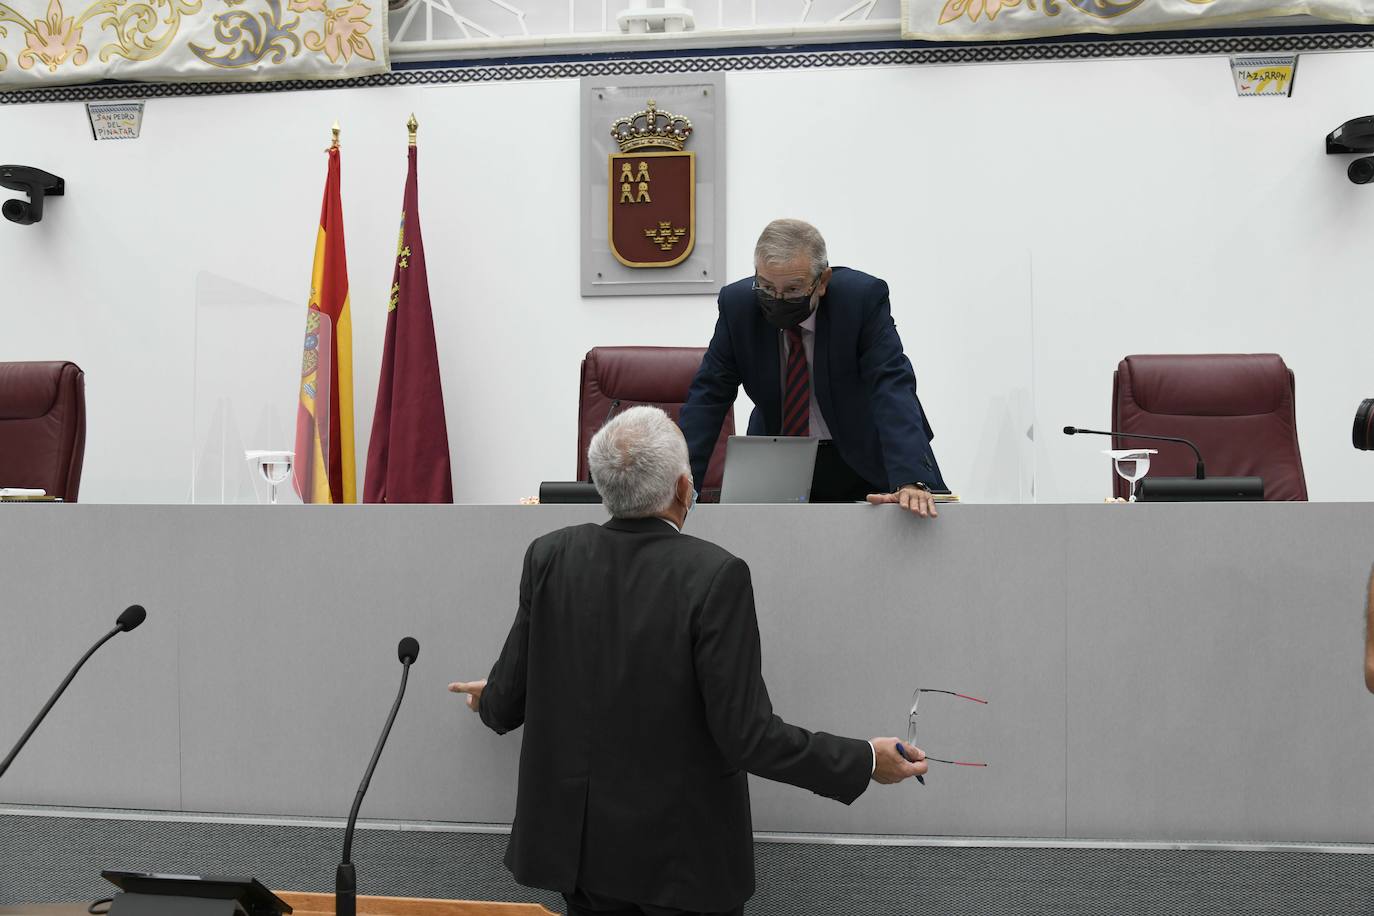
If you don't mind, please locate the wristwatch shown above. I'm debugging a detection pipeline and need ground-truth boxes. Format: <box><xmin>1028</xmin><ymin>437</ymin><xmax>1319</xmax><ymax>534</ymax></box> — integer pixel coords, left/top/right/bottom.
<box><xmin>898</xmin><ymin>482</ymin><xmax>931</xmax><ymax>493</ymax></box>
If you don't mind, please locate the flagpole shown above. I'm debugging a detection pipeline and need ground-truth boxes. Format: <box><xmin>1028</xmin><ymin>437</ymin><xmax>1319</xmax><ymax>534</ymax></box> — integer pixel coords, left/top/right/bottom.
<box><xmin>407</xmin><ymin>113</ymin><xmax>417</xmax><ymax>147</ymax></box>
<box><xmin>329</xmin><ymin>120</ymin><xmax>340</xmax><ymax>151</ymax></box>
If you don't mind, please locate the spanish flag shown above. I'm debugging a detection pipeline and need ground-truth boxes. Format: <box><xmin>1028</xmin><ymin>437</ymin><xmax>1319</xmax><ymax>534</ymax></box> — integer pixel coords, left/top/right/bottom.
<box><xmin>293</xmin><ymin>139</ymin><xmax>357</xmax><ymax>504</ymax></box>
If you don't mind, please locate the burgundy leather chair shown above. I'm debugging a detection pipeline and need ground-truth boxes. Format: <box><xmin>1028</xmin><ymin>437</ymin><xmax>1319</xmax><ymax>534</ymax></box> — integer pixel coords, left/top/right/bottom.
<box><xmin>577</xmin><ymin>347</ymin><xmax>733</xmax><ymax>495</ymax></box>
<box><xmin>1111</xmin><ymin>354</ymin><xmax>1306</xmax><ymax>501</ymax></box>
<box><xmin>0</xmin><ymin>361</ymin><xmax>86</xmax><ymax>501</ymax></box>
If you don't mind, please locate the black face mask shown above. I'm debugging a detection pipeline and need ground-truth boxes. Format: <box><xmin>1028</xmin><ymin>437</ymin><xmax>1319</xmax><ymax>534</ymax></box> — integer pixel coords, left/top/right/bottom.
<box><xmin>754</xmin><ymin>286</ymin><xmax>817</xmax><ymax>330</ymax></box>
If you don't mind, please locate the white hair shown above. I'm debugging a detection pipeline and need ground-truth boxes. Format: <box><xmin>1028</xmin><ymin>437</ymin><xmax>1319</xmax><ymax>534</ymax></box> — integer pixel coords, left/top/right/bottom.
<box><xmin>588</xmin><ymin>406</ymin><xmax>690</xmax><ymax>518</ymax></box>
<box><xmin>754</xmin><ymin>218</ymin><xmax>829</xmax><ymax>279</ymax></box>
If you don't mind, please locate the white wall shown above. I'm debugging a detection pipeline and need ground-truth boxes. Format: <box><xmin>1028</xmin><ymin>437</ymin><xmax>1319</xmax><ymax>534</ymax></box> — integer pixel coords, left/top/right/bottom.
<box><xmin>3</xmin><ymin>51</ymin><xmax>1374</xmax><ymax>504</ymax></box>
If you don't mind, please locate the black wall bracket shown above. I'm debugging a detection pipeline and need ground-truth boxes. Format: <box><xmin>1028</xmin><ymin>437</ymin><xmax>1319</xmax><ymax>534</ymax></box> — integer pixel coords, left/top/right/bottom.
<box><xmin>0</xmin><ymin>164</ymin><xmax>64</xmax><ymax>224</ymax></box>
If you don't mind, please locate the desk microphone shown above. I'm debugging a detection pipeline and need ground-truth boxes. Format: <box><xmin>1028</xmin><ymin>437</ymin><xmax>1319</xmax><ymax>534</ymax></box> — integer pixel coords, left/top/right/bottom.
<box><xmin>1063</xmin><ymin>426</ymin><xmax>1206</xmax><ymax>479</ymax></box>
<box><xmin>0</xmin><ymin>605</ymin><xmax>146</xmax><ymax>782</ymax></box>
<box><xmin>337</xmin><ymin>636</ymin><xmax>419</xmax><ymax>916</ymax></box>
<box><xmin>1063</xmin><ymin>426</ymin><xmax>1263</xmax><ymax>501</ymax></box>
<box><xmin>585</xmin><ymin>399</ymin><xmax>625</xmax><ymax>488</ymax></box>
<box><xmin>604</xmin><ymin>399</ymin><xmax>623</xmax><ymax>427</ymax></box>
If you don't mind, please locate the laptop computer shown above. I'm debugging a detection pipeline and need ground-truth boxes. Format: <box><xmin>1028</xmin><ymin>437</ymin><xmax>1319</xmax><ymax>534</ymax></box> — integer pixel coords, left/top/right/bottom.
<box><xmin>719</xmin><ymin>436</ymin><xmax>820</xmax><ymax>504</ymax></box>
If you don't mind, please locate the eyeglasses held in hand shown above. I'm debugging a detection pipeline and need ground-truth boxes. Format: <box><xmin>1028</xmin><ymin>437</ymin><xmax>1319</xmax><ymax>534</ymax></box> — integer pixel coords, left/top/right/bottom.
<box><xmin>908</xmin><ymin>688</ymin><xmax>989</xmax><ymax>768</ymax></box>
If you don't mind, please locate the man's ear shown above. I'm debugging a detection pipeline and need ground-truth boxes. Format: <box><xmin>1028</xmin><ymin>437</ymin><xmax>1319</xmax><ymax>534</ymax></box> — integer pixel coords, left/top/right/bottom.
<box><xmin>816</xmin><ymin>266</ymin><xmax>833</xmax><ymax>298</ymax></box>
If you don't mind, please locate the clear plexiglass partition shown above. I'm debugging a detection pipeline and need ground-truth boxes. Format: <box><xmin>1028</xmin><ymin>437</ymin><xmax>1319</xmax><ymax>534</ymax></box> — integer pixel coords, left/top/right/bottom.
<box><xmin>185</xmin><ymin>253</ymin><xmax>1043</xmax><ymax>505</ymax></box>
<box><xmin>192</xmin><ymin>271</ymin><xmax>312</xmax><ymax>505</ymax></box>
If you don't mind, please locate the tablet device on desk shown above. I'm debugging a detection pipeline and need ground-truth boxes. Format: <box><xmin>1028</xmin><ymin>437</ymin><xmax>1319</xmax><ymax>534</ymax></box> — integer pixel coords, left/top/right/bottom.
<box><xmin>719</xmin><ymin>436</ymin><xmax>819</xmax><ymax>504</ymax></box>
<box><xmin>101</xmin><ymin>871</ymin><xmax>292</xmax><ymax>915</ymax></box>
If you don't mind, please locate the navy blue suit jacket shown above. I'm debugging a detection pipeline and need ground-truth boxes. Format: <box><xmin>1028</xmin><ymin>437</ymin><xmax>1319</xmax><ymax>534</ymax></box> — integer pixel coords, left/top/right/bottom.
<box><xmin>680</xmin><ymin>267</ymin><xmax>945</xmax><ymax>493</ymax></box>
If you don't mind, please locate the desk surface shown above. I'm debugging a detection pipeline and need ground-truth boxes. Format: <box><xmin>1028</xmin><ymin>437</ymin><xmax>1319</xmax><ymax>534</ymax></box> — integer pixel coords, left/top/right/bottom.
<box><xmin>0</xmin><ymin>896</ymin><xmax>558</xmax><ymax>915</ymax></box>
<box><xmin>0</xmin><ymin>503</ymin><xmax>1370</xmax><ymax>843</ymax></box>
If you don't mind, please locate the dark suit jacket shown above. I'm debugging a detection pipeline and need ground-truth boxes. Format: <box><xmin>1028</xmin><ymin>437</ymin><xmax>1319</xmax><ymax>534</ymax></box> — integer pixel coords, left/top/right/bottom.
<box><xmin>479</xmin><ymin>518</ymin><xmax>872</xmax><ymax>912</ymax></box>
<box><xmin>680</xmin><ymin>267</ymin><xmax>946</xmax><ymax>493</ymax></box>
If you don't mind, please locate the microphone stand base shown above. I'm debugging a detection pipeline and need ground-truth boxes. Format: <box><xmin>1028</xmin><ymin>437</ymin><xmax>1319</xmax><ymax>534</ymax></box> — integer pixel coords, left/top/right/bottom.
<box><xmin>336</xmin><ymin>862</ymin><xmax>357</xmax><ymax>916</ymax></box>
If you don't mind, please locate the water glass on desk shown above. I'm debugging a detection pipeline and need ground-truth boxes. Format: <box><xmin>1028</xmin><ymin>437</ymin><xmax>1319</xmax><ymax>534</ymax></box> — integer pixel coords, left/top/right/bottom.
<box><xmin>1102</xmin><ymin>448</ymin><xmax>1157</xmax><ymax>502</ymax></box>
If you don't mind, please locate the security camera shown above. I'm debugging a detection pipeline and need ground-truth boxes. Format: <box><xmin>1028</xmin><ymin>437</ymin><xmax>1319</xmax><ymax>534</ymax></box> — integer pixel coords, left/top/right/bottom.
<box><xmin>1327</xmin><ymin>116</ymin><xmax>1374</xmax><ymax>154</ymax></box>
<box><xmin>0</xmin><ymin>165</ymin><xmax>64</xmax><ymax>225</ymax></box>
<box><xmin>1355</xmin><ymin>399</ymin><xmax>1374</xmax><ymax>450</ymax></box>
<box><xmin>1350</xmin><ymin>157</ymin><xmax>1374</xmax><ymax>185</ymax></box>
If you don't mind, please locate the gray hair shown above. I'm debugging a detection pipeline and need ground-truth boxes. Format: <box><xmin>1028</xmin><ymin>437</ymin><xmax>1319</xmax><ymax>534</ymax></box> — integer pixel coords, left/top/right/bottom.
<box><xmin>754</xmin><ymin>218</ymin><xmax>829</xmax><ymax>280</ymax></box>
<box><xmin>588</xmin><ymin>406</ymin><xmax>690</xmax><ymax>518</ymax></box>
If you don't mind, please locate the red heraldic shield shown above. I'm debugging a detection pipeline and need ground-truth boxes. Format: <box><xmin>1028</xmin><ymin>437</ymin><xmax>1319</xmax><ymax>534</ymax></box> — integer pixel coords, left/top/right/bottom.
<box><xmin>608</xmin><ymin>151</ymin><xmax>695</xmax><ymax>268</ymax></box>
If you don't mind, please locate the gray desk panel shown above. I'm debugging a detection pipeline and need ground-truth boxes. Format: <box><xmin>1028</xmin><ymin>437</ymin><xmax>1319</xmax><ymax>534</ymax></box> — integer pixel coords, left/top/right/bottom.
<box><xmin>699</xmin><ymin>506</ymin><xmax>1068</xmax><ymax>837</ymax></box>
<box><xmin>174</xmin><ymin>505</ymin><xmax>598</xmax><ymax>821</ymax></box>
<box><xmin>1064</xmin><ymin>503</ymin><xmax>1374</xmax><ymax>843</ymax></box>
<box><xmin>0</xmin><ymin>503</ymin><xmax>1370</xmax><ymax>843</ymax></box>
<box><xmin>0</xmin><ymin>506</ymin><xmax>183</xmax><ymax>810</ymax></box>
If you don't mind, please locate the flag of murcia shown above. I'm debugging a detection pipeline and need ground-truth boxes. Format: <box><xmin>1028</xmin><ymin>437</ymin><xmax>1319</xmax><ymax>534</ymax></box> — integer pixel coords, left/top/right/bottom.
<box><xmin>609</xmin><ymin>99</ymin><xmax>695</xmax><ymax>268</ymax></box>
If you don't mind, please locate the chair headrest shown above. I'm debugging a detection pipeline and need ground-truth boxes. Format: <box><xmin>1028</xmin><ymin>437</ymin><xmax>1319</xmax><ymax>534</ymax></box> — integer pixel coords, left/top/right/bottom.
<box><xmin>585</xmin><ymin>347</ymin><xmax>707</xmax><ymax>404</ymax></box>
<box><xmin>1119</xmin><ymin>354</ymin><xmax>1292</xmax><ymax>416</ymax></box>
<box><xmin>0</xmin><ymin>361</ymin><xmax>79</xmax><ymax>420</ymax></box>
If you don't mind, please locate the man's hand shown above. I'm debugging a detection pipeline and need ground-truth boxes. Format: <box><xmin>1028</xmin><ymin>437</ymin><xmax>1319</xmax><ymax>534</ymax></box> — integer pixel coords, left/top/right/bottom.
<box><xmin>448</xmin><ymin>679</ymin><xmax>486</xmax><ymax>712</ymax></box>
<box><xmin>870</xmin><ymin>737</ymin><xmax>928</xmax><ymax>784</ymax></box>
<box><xmin>867</xmin><ymin>484</ymin><xmax>938</xmax><ymax>519</ymax></box>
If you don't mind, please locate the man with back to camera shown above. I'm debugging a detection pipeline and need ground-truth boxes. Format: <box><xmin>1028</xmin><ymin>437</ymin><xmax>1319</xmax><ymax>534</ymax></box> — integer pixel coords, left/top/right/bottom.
<box><xmin>679</xmin><ymin>218</ymin><xmax>946</xmax><ymax>517</ymax></box>
<box><xmin>448</xmin><ymin>407</ymin><xmax>928</xmax><ymax>916</ymax></box>
<box><xmin>1365</xmin><ymin>565</ymin><xmax>1373</xmax><ymax>692</ymax></box>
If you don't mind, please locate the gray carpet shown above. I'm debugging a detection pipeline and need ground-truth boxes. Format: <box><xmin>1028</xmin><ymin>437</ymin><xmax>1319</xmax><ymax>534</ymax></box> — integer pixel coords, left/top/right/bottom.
<box><xmin>2</xmin><ymin>813</ymin><xmax>1372</xmax><ymax>915</ymax></box>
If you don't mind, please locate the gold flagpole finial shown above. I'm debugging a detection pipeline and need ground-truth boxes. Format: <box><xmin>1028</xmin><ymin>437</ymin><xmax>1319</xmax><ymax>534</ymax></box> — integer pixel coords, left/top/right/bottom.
<box><xmin>407</xmin><ymin>113</ymin><xmax>418</xmax><ymax>147</ymax></box>
<box><xmin>329</xmin><ymin>121</ymin><xmax>340</xmax><ymax>151</ymax></box>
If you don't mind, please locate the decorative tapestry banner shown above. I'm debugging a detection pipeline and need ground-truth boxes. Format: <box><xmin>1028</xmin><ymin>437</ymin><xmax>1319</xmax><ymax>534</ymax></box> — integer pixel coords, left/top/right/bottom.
<box><xmin>0</xmin><ymin>0</ymin><xmax>388</xmax><ymax>90</ymax></box>
<box><xmin>903</xmin><ymin>0</ymin><xmax>1374</xmax><ymax>41</ymax></box>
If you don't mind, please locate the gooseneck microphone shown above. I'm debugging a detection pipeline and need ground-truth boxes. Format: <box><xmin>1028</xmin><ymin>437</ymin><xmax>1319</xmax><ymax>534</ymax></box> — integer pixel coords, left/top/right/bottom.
<box><xmin>1063</xmin><ymin>426</ymin><xmax>1264</xmax><ymax>501</ymax></box>
<box><xmin>604</xmin><ymin>398</ymin><xmax>623</xmax><ymax>427</ymax></box>
<box><xmin>1063</xmin><ymin>426</ymin><xmax>1206</xmax><ymax>479</ymax></box>
<box><xmin>0</xmin><ymin>604</ymin><xmax>147</xmax><ymax>782</ymax></box>
<box><xmin>337</xmin><ymin>637</ymin><xmax>419</xmax><ymax>916</ymax></box>
<box><xmin>585</xmin><ymin>399</ymin><xmax>625</xmax><ymax>489</ymax></box>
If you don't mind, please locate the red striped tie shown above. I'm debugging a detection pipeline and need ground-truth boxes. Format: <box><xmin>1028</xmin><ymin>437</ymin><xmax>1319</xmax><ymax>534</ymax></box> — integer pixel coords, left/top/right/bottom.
<box><xmin>782</xmin><ymin>328</ymin><xmax>810</xmax><ymax>437</ymax></box>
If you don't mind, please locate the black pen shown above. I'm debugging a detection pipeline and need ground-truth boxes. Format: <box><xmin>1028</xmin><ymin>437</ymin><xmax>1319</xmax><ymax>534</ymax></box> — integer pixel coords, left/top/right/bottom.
<box><xmin>895</xmin><ymin>741</ymin><xmax>924</xmax><ymax>785</ymax></box>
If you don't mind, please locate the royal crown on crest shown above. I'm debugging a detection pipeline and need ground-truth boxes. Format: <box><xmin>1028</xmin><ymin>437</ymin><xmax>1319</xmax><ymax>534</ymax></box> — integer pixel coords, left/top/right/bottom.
<box><xmin>610</xmin><ymin>99</ymin><xmax>693</xmax><ymax>152</ymax></box>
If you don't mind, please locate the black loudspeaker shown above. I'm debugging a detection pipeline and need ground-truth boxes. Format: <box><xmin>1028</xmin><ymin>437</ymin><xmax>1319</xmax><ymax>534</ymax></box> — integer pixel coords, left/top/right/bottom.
<box><xmin>539</xmin><ymin>481</ymin><xmax>602</xmax><ymax>503</ymax></box>
<box><xmin>1136</xmin><ymin>477</ymin><xmax>1264</xmax><ymax>501</ymax></box>
<box><xmin>101</xmin><ymin>872</ymin><xmax>291</xmax><ymax>916</ymax></box>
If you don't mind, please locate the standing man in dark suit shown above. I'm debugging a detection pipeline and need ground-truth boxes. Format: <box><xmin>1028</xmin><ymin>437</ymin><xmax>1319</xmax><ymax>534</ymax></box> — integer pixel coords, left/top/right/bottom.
<box><xmin>449</xmin><ymin>407</ymin><xmax>927</xmax><ymax>916</ymax></box>
<box><xmin>680</xmin><ymin>218</ymin><xmax>946</xmax><ymax>517</ymax></box>
<box><xmin>1365</xmin><ymin>564</ymin><xmax>1373</xmax><ymax>692</ymax></box>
